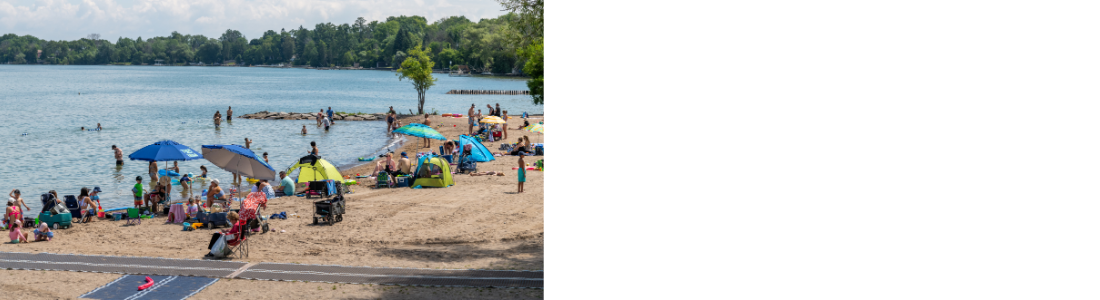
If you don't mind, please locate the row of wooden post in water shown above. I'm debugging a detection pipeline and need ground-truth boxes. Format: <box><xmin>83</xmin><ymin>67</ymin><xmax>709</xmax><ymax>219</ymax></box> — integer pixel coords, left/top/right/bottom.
<box><xmin>446</xmin><ymin>90</ymin><xmax>530</xmax><ymax>95</ymax></box>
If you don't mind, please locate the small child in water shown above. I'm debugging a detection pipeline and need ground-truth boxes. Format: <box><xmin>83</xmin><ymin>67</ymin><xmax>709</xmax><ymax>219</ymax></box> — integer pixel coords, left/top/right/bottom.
<box><xmin>302</xmin><ymin>125</ymin><xmax>307</xmax><ymax>135</ymax></box>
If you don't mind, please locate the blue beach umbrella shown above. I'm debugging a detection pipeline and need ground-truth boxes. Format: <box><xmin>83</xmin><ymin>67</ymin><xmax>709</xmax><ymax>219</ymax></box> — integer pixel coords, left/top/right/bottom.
<box><xmin>128</xmin><ymin>140</ymin><xmax>204</xmax><ymax>200</ymax></box>
<box><xmin>392</xmin><ymin>123</ymin><xmax>446</xmax><ymax>140</ymax></box>
<box><xmin>128</xmin><ymin>140</ymin><xmax>204</xmax><ymax>162</ymax></box>
<box><xmin>202</xmin><ymin>144</ymin><xmax>277</xmax><ymax>199</ymax></box>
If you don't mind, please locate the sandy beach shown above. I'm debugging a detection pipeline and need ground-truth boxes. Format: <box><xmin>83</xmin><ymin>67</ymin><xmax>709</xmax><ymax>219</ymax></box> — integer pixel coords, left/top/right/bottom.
<box><xmin>1</xmin><ymin>114</ymin><xmax>544</xmax><ymax>298</ymax></box>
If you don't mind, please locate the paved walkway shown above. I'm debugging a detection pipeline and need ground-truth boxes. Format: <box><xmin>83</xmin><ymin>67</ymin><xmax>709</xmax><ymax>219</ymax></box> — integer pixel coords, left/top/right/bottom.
<box><xmin>0</xmin><ymin>251</ymin><xmax>542</xmax><ymax>289</ymax></box>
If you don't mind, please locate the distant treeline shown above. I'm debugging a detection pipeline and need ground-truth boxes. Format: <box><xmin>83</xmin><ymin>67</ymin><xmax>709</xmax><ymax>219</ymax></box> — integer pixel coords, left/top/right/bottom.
<box><xmin>0</xmin><ymin>14</ymin><xmax>524</xmax><ymax>73</ymax></box>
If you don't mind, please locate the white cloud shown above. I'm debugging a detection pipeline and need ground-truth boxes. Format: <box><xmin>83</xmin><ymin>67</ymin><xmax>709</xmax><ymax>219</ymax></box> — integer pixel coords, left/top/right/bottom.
<box><xmin>0</xmin><ymin>0</ymin><xmax>508</xmax><ymax>41</ymax></box>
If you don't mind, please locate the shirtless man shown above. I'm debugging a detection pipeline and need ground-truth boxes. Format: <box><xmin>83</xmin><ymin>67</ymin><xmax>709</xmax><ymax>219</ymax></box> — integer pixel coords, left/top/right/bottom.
<box><xmin>397</xmin><ymin>152</ymin><xmax>412</xmax><ymax>176</ymax></box>
<box><xmin>421</xmin><ymin>114</ymin><xmax>432</xmax><ymax>148</ymax></box>
<box><xmin>112</xmin><ymin>145</ymin><xmax>123</xmax><ymax>166</ymax></box>
<box><xmin>213</xmin><ymin>111</ymin><xmax>222</xmax><ymax>128</ymax></box>
<box><xmin>227</xmin><ymin>106</ymin><xmax>233</xmax><ymax>122</ymax></box>
<box><xmin>467</xmin><ymin>104</ymin><xmax>476</xmax><ymax>135</ymax></box>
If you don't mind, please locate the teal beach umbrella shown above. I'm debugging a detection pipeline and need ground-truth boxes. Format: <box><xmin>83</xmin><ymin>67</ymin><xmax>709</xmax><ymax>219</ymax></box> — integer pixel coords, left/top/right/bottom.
<box><xmin>392</xmin><ymin>123</ymin><xmax>446</xmax><ymax>140</ymax></box>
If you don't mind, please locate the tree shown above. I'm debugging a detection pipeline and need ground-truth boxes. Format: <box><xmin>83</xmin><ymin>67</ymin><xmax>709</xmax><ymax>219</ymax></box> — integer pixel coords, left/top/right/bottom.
<box><xmin>519</xmin><ymin>38</ymin><xmax>543</xmax><ymax>104</ymax></box>
<box><xmin>396</xmin><ymin>47</ymin><xmax>437</xmax><ymax>114</ymax></box>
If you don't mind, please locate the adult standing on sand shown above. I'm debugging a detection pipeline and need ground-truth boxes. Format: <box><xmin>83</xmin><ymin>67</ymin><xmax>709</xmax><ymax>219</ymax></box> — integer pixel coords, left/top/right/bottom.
<box><xmin>112</xmin><ymin>145</ymin><xmax>123</xmax><ymax>166</ymax></box>
<box><xmin>391</xmin><ymin>109</ymin><xmax>400</xmax><ymax>131</ymax></box>
<box><xmin>495</xmin><ymin>103</ymin><xmax>502</xmax><ymax>117</ymax></box>
<box><xmin>486</xmin><ymin>104</ymin><xmax>495</xmax><ymax>117</ymax></box>
<box><xmin>468</xmin><ymin>104</ymin><xmax>476</xmax><ymax>135</ymax></box>
<box><xmin>502</xmin><ymin>110</ymin><xmax>509</xmax><ymax>140</ymax></box>
<box><xmin>227</xmin><ymin>106</ymin><xmax>233</xmax><ymax>122</ymax></box>
<box><xmin>148</xmin><ymin>161</ymin><xmax>159</xmax><ymax>186</ymax></box>
<box><xmin>421</xmin><ymin>114</ymin><xmax>432</xmax><ymax>148</ymax></box>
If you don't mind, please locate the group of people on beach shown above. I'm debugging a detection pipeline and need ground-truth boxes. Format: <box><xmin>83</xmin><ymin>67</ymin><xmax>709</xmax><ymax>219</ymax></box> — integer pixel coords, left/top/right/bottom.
<box><xmin>6</xmin><ymin>185</ymin><xmax>104</xmax><ymax>243</ymax></box>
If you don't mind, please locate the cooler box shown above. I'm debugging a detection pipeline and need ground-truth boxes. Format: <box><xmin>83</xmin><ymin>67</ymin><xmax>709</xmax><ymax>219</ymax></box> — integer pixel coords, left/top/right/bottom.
<box><xmin>395</xmin><ymin>176</ymin><xmax>412</xmax><ymax>188</ymax></box>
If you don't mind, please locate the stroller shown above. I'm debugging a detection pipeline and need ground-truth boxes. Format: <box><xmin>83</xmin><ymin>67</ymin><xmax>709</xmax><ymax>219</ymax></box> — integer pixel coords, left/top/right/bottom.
<box><xmin>240</xmin><ymin>192</ymin><xmax>269</xmax><ymax>235</ymax></box>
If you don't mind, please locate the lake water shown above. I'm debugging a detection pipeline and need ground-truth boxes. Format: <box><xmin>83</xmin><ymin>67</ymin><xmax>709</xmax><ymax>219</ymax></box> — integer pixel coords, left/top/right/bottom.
<box><xmin>0</xmin><ymin>65</ymin><xmax>539</xmax><ymax>214</ymax></box>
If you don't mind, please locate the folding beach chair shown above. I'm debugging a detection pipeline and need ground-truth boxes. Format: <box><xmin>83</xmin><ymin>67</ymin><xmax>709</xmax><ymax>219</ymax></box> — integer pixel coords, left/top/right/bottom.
<box><xmin>225</xmin><ymin>222</ymin><xmax>249</xmax><ymax>259</ymax></box>
<box><xmin>375</xmin><ymin>172</ymin><xmax>393</xmax><ymax>188</ymax></box>
<box><xmin>125</xmin><ymin>208</ymin><xmax>141</xmax><ymax>225</ymax></box>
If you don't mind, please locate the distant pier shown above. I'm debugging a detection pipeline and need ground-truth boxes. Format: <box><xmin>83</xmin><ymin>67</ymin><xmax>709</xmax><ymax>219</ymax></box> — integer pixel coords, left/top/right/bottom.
<box><xmin>446</xmin><ymin>90</ymin><xmax>530</xmax><ymax>95</ymax></box>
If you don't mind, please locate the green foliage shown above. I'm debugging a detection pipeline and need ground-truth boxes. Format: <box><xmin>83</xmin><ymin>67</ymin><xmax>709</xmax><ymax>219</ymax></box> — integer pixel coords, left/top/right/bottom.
<box><xmin>396</xmin><ymin>47</ymin><xmax>437</xmax><ymax>114</ymax></box>
<box><xmin>0</xmin><ymin>10</ymin><xmax>529</xmax><ymax>71</ymax></box>
<box><xmin>519</xmin><ymin>38</ymin><xmax>543</xmax><ymax>105</ymax></box>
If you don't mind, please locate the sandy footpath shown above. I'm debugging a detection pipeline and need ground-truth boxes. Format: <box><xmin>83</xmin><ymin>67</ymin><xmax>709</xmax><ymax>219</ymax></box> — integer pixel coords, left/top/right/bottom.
<box><xmin>192</xmin><ymin>278</ymin><xmax>544</xmax><ymax>300</ymax></box>
<box><xmin>0</xmin><ymin>114</ymin><xmax>544</xmax><ymax>271</ymax></box>
<box><xmin>0</xmin><ymin>269</ymin><xmax>121</xmax><ymax>299</ymax></box>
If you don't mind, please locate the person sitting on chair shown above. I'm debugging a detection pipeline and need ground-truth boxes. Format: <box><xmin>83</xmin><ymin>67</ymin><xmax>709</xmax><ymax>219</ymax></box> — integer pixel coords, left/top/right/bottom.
<box><xmin>205</xmin><ymin>211</ymin><xmax>242</xmax><ymax>257</ymax></box>
<box><xmin>207</xmin><ymin>179</ymin><xmax>226</xmax><ymax>208</ymax></box>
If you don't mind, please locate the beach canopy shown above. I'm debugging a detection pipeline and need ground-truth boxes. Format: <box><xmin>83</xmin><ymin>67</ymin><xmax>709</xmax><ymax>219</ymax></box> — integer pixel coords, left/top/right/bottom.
<box><xmin>392</xmin><ymin>123</ymin><xmax>446</xmax><ymax>140</ymax></box>
<box><xmin>201</xmin><ymin>144</ymin><xmax>277</xmax><ymax>181</ymax></box>
<box><xmin>286</xmin><ymin>154</ymin><xmax>342</xmax><ymax>183</ymax></box>
<box><xmin>458</xmin><ymin>135</ymin><xmax>495</xmax><ymax>162</ymax></box>
<box><xmin>413</xmin><ymin>155</ymin><xmax>454</xmax><ymax>188</ymax></box>
<box><xmin>128</xmin><ymin>140</ymin><xmax>203</xmax><ymax>162</ymax></box>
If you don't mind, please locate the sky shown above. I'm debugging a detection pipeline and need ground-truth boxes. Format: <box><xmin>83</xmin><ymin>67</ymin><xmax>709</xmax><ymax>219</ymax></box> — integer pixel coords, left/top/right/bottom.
<box><xmin>0</xmin><ymin>0</ymin><xmax>508</xmax><ymax>41</ymax></box>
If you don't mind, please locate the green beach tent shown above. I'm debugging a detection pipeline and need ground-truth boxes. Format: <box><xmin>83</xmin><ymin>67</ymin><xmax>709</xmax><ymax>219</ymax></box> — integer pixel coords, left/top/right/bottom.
<box><xmin>412</xmin><ymin>155</ymin><xmax>455</xmax><ymax>188</ymax></box>
<box><xmin>286</xmin><ymin>154</ymin><xmax>343</xmax><ymax>183</ymax></box>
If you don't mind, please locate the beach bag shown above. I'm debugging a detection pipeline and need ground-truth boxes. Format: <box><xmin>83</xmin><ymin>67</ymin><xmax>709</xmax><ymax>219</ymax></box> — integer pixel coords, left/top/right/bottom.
<box><xmin>210</xmin><ymin>235</ymin><xmax>230</xmax><ymax>257</ymax></box>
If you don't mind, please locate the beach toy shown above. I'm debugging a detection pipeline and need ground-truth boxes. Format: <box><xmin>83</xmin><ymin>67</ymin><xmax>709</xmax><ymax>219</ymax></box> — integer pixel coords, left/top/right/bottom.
<box><xmin>158</xmin><ymin>170</ymin><xmax>180</xmax><ymax>177</ymax></box>
<box><xmin>343</xmin><ymin>180</ymin><xmax>357</xmax><ymax>185</ymax></box>
<box><xmin>358</xmin><ymin>157</ymin><xmax>375</xmax><ymax>161</ymax></box>
<box><xmin>138</xmin><ymin>276</ymin><xmax>154</xmax><ymax>291</ymax></box>
<box><xmin>192</xmin><ymin>223</ymin><xmax>203</xmax><ymax>229</ymax></box>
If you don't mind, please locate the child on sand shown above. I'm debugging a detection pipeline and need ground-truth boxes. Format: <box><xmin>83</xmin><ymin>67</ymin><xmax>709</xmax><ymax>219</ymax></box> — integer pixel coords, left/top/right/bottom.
<box><xmin>517</xmin><ymin>153</ymin><xmax>526</xmax><ymax>193</ymax></box>
<box><xmin>33</xmin><ymin>222</ymin><xmax>53</xmax><ymax>241</ymax></box>
<box><xmin>133</xmin><ymin>176</ymin><xmax>144</xmax><ymax>209</ymax></box>
<box><xmin>9</xmin><ymin>219</ymin><xmax>28</xmax><ymax>243</ymax></box>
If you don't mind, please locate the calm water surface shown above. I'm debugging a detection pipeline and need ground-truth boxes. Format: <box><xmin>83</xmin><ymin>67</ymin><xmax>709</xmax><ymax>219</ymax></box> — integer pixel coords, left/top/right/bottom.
<box><xmin>0</xmin><ymin>65</ymin><xmax>539</xmax><ymax>214</ymax></box>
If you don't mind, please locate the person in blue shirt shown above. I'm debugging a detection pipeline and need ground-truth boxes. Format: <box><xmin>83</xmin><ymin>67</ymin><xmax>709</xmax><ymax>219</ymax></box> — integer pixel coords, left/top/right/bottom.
<box><xmin>327</xmin><ymin>107</ymin><xmax>334</xmax><ymax>124</ymax></box>
<box><xmin>277</xmin><ymin>171</ymin><xmax>295</xmax><ymax>196</ymax></box>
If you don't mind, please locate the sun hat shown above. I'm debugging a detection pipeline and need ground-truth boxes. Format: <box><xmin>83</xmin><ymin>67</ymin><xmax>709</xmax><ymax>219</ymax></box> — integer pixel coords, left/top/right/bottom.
<box><xmin>211</xmin><ymin>179</ymin><xmax>220</xmax><ymax>185</ymax></box>
<box><xmin>92</xmin><ymin>187</ymin><xmax>102</xmax><ymax>193</ymax></box>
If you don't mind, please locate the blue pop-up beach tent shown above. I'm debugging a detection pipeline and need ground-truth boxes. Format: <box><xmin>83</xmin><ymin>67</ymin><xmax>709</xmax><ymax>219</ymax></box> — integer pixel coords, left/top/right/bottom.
<box><xmin>458</xmin><ymin>135</ymin><xmax>495</xmax><ymax>162</ymax></box>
